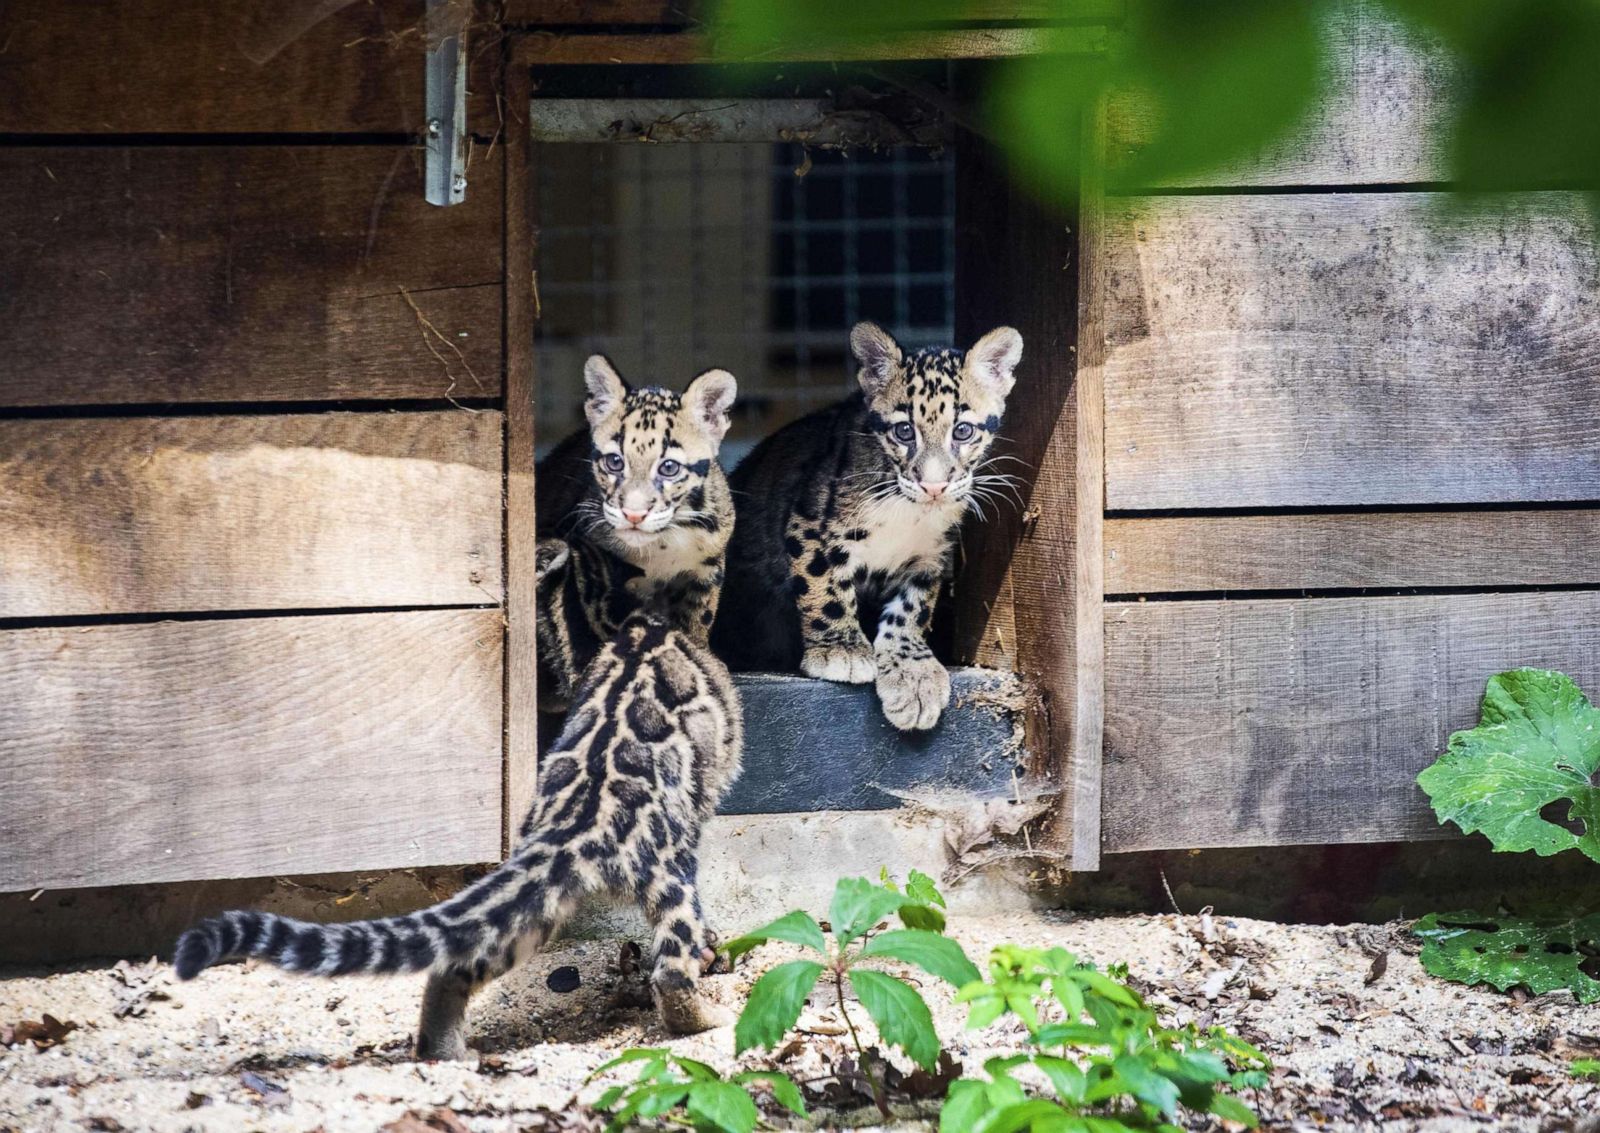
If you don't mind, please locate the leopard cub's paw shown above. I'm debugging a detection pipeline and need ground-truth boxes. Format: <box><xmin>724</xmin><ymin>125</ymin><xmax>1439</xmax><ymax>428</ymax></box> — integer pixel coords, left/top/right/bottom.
<box><xmin>802</xmin><ymin>641</ymin><xmax>877</xmax><ymax>684</ymax></box>
<box><xmin>875</xmin><ymin>652</ymin><xmax>951</xmax><ymax>731</ymax></box>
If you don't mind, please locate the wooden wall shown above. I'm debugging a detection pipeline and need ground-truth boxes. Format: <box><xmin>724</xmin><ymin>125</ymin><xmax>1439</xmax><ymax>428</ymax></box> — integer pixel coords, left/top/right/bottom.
<box><xmin>0</xmin><ymin>0</ymin><xmax>510</xmax><ymax>892</ymax></box>
<box><xmin>1096</xmin><ymin>3</ymin><xmax>1600</xmax><ymax>855</ymax></box>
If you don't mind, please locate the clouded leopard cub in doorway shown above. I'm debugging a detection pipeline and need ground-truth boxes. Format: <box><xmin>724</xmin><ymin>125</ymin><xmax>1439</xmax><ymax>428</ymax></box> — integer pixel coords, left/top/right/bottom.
<box><xmin>716</xmin><ymin>322</ymin><xmax>1022</xmax><ymax>731</ymax></box>
<box><xmin>536</xmin><ymin>357</ymin><xmax>737</xmax><ymax>710</ymax></box>
<box><xmin>175</xmin><ymin>540</ymin><xmax>742</xmax><ymax>1061</ymax></box>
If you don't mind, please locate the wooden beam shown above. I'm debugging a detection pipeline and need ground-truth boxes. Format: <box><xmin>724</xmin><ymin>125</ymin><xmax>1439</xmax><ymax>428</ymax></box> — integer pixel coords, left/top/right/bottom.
<box><xmin>1105</xmin><ymin>511</ymin><xmax>1600</xmax><ymax>595</ymax></box>
<box><xmin>720</xmin><ymin>669</ymin><xmax>1024</xmax><ymax>815</ymax></box>
<box><xmin>1102</xmin><ymin>191</ymin><xmax>1600</xmax><ymax>509</ymax></box>
<box><xmin>513</xmin><ymin>26</ymin><xmax>1105</xmax><ymax>66</ymax></box>
<box><xmin>505</xmin><ymin>0</ymin><xmax>1126</xmax><ymax>27</ymax></box>
<box><xmin>1102</xmin><ymin>592</ymin><xmax>1600</xmax><ymax>853</ymax></box>
<box><xmin>503</xmin><ymin>59</ymin><xmax>540</xmax><ymax>848</ymax></box>
<box><xmin>0</xmin><ymin>0</ymin><xmax>501</xmax><ymax>135</ymax></box>
<box><xmin>0</xmin><ymin>413</ymin><xmax>503</xmax><ymax>619</ymax></box>
<box><xmin>0</xmin><ymin>610</ymin><xmax>504</xmax><ymax>892</ymax></box>
<box><xmin>951</xmin><ymin>120</ymin><xmax>1099</xmax><ymax>868</ymax></box>
<box><xmin>0</xmin><ymin>147</ymin><xmax>504</xmax><ymax>407</ymax></box>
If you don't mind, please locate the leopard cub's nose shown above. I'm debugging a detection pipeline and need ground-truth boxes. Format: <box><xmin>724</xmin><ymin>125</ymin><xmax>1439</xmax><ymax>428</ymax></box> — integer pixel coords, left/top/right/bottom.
<box><xmin>621</xmin><ymin>508</ymin><xmax>649</xmax><ymax>526</ymax></box>
<box><xmin>919</xmin><ymin>480</ymin><xmax>949</xmax><ymax>500</ymax></box>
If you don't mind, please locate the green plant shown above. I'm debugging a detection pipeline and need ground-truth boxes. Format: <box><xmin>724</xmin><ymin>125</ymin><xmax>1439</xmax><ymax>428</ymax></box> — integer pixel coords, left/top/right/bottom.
<box><xmin>1413</xmin><ymin>669</ymin><xmax>1600</xmax><ymax>1000</ymax></box>
<box><xmin>943</xmin><ymin>945</ymin><xmax>1268</xmax><ymax>1132</ymax></box>
<box><xmin>588</xmin><ymin>1048</ymin><xmax>805</xmax><ymax>1133</ymax></box>
<box><xmin>725</xmin><ymin>870</ymin><xmax>978</xmax><ymax>1117</ymax></box>
<box><xmin>1571</xmin><ymin>1059</ymin><xmax>1600</xmax><ymax>1081</ymax></box>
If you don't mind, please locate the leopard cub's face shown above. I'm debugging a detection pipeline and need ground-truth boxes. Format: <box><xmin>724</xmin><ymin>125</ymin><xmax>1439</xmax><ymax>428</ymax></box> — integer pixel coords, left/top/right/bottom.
<box><xmin>581</xmin><ymin>356</ymin><xmax>736</xmax><ymax>547</ymax></box>
<box><xmin>850</xmin><ymin>321</ymin><xmax>1023</xmax><ymax>510</ymax></box>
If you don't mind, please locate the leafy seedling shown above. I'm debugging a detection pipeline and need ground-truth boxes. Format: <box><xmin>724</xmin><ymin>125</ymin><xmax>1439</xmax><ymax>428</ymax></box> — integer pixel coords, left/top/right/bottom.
<box><xmin>945</xmin><ymin>944</ymin><xmax>1268</xmax><ymax>1132</ymax></box>
<box><xmin>1417</xmin><ymin>668</ymin><xmax>1600</xmax><ymax>861</ymax></box>
<box><xmin>1412</xmin><ymin>912</ymin><xmax>1600</xmax><ymax>1004</ymax></box>
<box><xmin>725</xmin><ymin>870</ymin><xmax>977</xmax><ymax>1118</ymax></box>
<box><xmin>588</xmin><ymin>1048</ymin><xmax>804</xmax><ymax>1133</ymax></box>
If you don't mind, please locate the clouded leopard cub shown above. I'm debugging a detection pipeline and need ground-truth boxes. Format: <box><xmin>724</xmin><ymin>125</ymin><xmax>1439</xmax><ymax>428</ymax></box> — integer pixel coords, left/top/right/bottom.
<box><xmin>175</xmin><ymin>540</ymin><xmax>742</xmax><ymax>1061</ymax></box>
<box><xmin>536</xmin><ymin>356</ymin><xmax>736</xmax><ymax>710</ymax></box>
<box><xmin>716</xmin><ymin>322</ymin><xmax>1022</xmax><ymax>731</ymax></box>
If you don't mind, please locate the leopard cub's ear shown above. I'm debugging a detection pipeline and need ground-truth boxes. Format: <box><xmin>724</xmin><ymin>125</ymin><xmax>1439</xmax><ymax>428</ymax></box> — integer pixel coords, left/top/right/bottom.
<box><xmin>850</xmin><ymin>321</ymin><xmax>902</xmax><ymax>398</ymax></box>
<box><xmin>583</xmin><ymin>355</ymin><xmax>629</xmax><ymax>429</ymax></box>
<box><xmin>966</xmin><ymin>326</ymin><xmax>1023</xmax><ymax>399</ymax></box>
<box><xmin>685</xmin><ymin>368</ymin><xmax>738</xmax><ymax>446</ymax></box>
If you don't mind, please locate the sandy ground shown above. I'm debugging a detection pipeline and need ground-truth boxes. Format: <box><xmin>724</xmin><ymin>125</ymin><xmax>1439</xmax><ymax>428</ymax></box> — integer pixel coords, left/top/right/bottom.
<box><xmin>2</xmin><ymin>911</ymin><xmax>1597</xmax><ymax>1132</ymax></box>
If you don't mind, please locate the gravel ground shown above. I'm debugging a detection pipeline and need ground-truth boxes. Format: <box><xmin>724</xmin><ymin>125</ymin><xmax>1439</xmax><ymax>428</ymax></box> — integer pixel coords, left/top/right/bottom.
<box><xmin>2</xmin><ymin>911</ymin><xmax>1596</xmax><ymax>1132</ymax></box>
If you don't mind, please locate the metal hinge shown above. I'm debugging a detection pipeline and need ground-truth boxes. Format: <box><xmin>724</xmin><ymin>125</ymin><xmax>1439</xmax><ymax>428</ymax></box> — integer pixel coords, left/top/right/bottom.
<box><xmin>424</xmin><ymin>0</ymin><xmax>470</xmax><ymax>206</ymax></box>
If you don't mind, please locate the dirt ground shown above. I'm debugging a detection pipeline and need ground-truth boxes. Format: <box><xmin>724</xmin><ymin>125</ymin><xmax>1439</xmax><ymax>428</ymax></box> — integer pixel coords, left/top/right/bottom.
<box><xmin>2</xmin><ymin>910</ymin><xmax>1596</xmax><ymax>1132</ymax></box>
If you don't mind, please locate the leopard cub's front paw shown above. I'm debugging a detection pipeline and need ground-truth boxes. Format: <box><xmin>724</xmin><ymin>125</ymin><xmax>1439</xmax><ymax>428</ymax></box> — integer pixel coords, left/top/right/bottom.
<box><xmin>802</xmin><ymin>641</ymin><xmax>877</xmax><ymax>684</ymax></box>
<box><xmin>875</xmin><ymin>652</ymin><xmax>951</xmax><ymax>731</ymax></box>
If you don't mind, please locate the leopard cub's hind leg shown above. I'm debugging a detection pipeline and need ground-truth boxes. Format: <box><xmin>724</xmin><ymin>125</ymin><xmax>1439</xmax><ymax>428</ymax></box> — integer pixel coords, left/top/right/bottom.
<box><xmin>641</xmin><ymin>870</ymin><xmax>732</xmax><ymax>1034</ymax></box>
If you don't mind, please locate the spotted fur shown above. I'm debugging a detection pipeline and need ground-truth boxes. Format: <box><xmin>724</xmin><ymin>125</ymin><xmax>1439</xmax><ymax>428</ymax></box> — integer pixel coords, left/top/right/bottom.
<box><xmin>173</xmin><ymin>559</ymin><xmax>744</xmax><ymax>1060</ymax></box>
<box><xmin>716</xmin><ymin>322</ymin><xmax>1022</xmax><ymax>731</ymax></box>
<box><xmin>536</xmin><ymin>356</ymin><xmax>737</xmax><ymax>710</ymax></box>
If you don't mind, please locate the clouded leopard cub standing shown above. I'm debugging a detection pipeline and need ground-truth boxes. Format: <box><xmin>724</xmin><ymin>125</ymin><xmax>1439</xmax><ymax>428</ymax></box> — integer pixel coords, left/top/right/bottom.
<box><xmin>175</xmin><ymin>539</ymin><xmax>742</xmax><ymax>1061</ymax></box>
<box><xmin>536</xmin><ymin>357</ymin><xmax>736</xmax><ymax>710</ymax></box>
<box><xmin>716</xmin><ymin>322</ymin><xmax>1022</xmax><ymax>731</ymax></box>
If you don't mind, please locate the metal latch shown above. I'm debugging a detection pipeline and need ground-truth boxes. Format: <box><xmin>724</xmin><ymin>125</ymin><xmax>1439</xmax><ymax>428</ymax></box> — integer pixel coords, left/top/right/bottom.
<box><xmin>424</xmin><ymin>0</ymin><xmax>470</xmax><ymax>206</ymax></box>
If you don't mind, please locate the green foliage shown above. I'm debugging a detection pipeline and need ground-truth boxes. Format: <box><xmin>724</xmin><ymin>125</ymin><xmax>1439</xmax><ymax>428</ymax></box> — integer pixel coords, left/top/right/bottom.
<box><xmin>711</xmin><ymin>0</ymin><xmax>1600</xmax><ymax>220</ymax></box>
<box><xmin>589</xmin><ymin>1048</ymin><xmax>804</xmax><ymax>1133</ymax></box>
<box><xmin>1571</xmin><ymin>1059</ymin><xmax>1600</xmax><ymax>1080</ymax></box>
<box><xmin>731</xmin><ymin>872</ymin><xmax>971</xmax><ymax>1078</ymax></box>
<box><xmin>945</xmin><ymin>945</ymin><xmax>1269</xmax><ymax>1132</ymax></box>
<box><xmin>1417</xmin><ymin>668</ymin><xmax>1600</xmax><ymax>862</ymax></box>
<box><xmin>1412</xmin><ymin>912</ymin><xmax>1600</xmax><ymax>1004</ymax></box>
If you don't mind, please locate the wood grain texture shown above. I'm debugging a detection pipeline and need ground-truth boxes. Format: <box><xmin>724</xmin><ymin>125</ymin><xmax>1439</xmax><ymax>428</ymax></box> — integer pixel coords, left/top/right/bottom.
<box><xmin>0</xmin><ymin>610</ymin><xmax>504</xmax><ymax>892</ymax></box>
<box><xmin>0</xmin><ymin>413</ymin><xmax>502</xmax><ymax>618</ymax></box>
<box><xmin>504</xmin><ymin>61</ymin><xmax>540</xmax><ymax>846</ymax></box>
<box><xmin>1107</xmin><ymin>1</ymin><xmax>1455</xmax><ymax>188</ymax></box>
<box><xmin>1105</xmin><ymin>511</ymin><xmax>1600</xmax><ymax>594</ymax></box>
<box><xmin>1103</xmin><ymin>192</ymin><xmax>1600</xmax><ymax>509</ymax></box>
<box><xmin>0</xmin><ymin>0</ymin><xmax>500</xmax><ymax>134</ymax></box>
<box><xmin>951</xmin><ymin>124</ymin><xmax>1099</xmax><ymax>868</ymax></box>
<box><xmin>512</xmin><ymin>27</ymin><xmax>1105</xmax><ymax>65</ymax></box>
<box><xmin>504</xmin><ymin>0</ymin><xmax>1124</xmax><ymax>26</ymax></box>
<box><xmin>0</xmin><ymin>147</ymin><xmax>503</xmax><ymax>407</ymax></box>
<box><xmin>1102</xmin><ymin>592</ymin><xmax>1600</xmax><ymax>853</ymax></box>
<box><xmin>719</xmin><ymin>669</ymin><xmax>1024</xmax><ymax>815</ymax></box>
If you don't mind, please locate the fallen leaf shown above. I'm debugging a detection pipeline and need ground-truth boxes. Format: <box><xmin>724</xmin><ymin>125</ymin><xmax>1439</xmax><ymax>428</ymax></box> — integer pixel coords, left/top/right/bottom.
<box><xmin>1364</xmin><ymin>950</ymin><xmax>1389</xmax><ymax>987</ymax></box>
<box><xmin>239</xmin><ymin>1070</ymin><xmax>290</xmax><ymax>1108</ymax></box>
<box><xmin>82</xmin><ymin>1118</ymin><xmax>124</xmax><ymax>1132</ymax></box>
<box><xmin>380</xmin><ymin>1109</ymin><xmax>472</xmax><ymax>1133</ymax></box>
<box><xmin>2</xmin><ymin>1014</ymin><xmax>78</xmax><ymax>1050</ymax></box>
<box><xmin>184</xmin><ymin>1092</ymin><xmax>210</xmax><ymax>1110</ymax></box>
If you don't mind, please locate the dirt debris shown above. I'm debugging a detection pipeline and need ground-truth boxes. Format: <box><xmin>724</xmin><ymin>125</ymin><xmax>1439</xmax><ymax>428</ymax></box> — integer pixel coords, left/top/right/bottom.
<box><xmin>1</xmin><ymin>912</ymin><xmax>1597</xmax><ymax>1131</ymax></box>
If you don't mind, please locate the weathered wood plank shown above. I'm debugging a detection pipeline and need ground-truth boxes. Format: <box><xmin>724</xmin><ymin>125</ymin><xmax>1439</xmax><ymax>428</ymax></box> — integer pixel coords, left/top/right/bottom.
<box><xmin>1105</xmin><ymin>511</ymin><xmax>1600</xmax><ymax>594</ymax></box>
<box><xmin>0</xmin><ymin>0</ymin><xmax>500</xmax><ymax>134</ymax></box>
<box><xmin>719</xmin><ymin>669</ymin><xmax>1024</xmax><ymax>815</ymax></box>
<box><xmin>951</xmin><ymin>123</ymin><xmax>1099</xmax><ymax>868</ymax></box>
<box><xmin>1103</xmin><ymin>192</ymin><xmax>1600</xmax><ymax>509</ymax></box>
<box><xmin>0</xmin><ymin>147</ymin><xmax>503</xmax><ymax>407</ymax></box>
<box><xmin>505</xmin><ymin>0</ymin><xmax>1125</xmax><ymax>26</ymax></box>
<box><xmin>513</xmin><ymin>26</ymin><xmax>1105</xmax><ymax>65</ymax></box>
<box><xmin>1107</xmin><ymin>1</ymin><xmax>1455</xmax><ymax>188</ymax></box>
<box><xmin>1103</xmin><ymin>592</ymin><xmax>1600</xmax><ymax>853</ymax></box>
<box><xmin>0</xmin><ymin>610</ymin><xmax>504</xmax><ymax>892</ymax></box>
<box><xmin>504</xmin><ymin>60</ymin><xmax>540</xmax><ymax>847</ymax></box>
<box><xmin>0</xmin><ymin>413</ymin><xmax>502</xmax><ymax>618</ymax></box>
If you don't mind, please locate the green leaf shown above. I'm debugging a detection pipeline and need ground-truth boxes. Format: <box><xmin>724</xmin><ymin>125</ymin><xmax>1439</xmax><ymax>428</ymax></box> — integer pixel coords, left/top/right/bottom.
<box><xmin>587</xmin><ymin>1047</ymin><xmax>669</xmax><ymax>1081</ymax></box>
<box><xmin>941</xmin><ymin>1080</ymin><xmax>993</xmax><ymax>1133</ymax></box>
<box><xmin>976</xmin><ymin>1100</ymin><xmax>1082</xmax><ymax>1133</ymax></box>
<box><xmin>686</xmin><ymin>1080</ymin><xmax>759</xmax><ymax>1133</ymax></box>
<box><xmin>1417</xmin><ymin>668</ymin><xmax>1600</xmax><ymax>861</ymax></box>
<box><xmin>1413</xmin><ymin>911</ymin><xmax>1600</xmax><ymax>1003</ymax></box>
<box><xmin>1112</xmin><ymin>1053</ymin><xmax>1182</xmax><ymax>1116</ymax></box>
<box><xmin>861</xmin><ymin>929</ymin><xmax>982</xmax><ymax>988</ymax></box>
<box><xmin>732</xmin><ymin>1070</ymin><xmax>807</xmax><ymax>1117</ymax></box>
<box><xmin>723</xmin><ymin>909</ymin><xmax>828</xmax><ymax>961</ymax></box>
<box><xmin>1208</xmin><ymin>1093</ymin><xmax>1260</xmax><ymax>1127</ymax></box>
<box><xmin>1571</xmin><ymin>1058</ymin><xmax>1600</xmax><ymax>1080</ymax></box>
<box><xmin>830</xmin><ymin>877</ymin><xmax>910</xmax><ymax>948</ymax></box>
<box><xmin>899</xmin><ymin>903</ymin><xmax>948</xmax><ymax>933</ymax></box>
<box><xmin>667</xmin><ymin>1054</ymin><xmax>721</xmax><ymax>1082</ymax></box>
<box><xmin>1033</xmin><ymin>1055</ymin><xmax>1088</xmax><ymax>1105</ymax></box>
<box><xmin>847</xmin><ymin>968</ymin><xmax>941</xmax><ymax>1069</ymax></box>
<box><xmin>906</xmin><ymin>868</ymin><xmax>947</xmax><ymax>908</ymax></box>
<box><xmin>734</xmin><ymin>959</ymin><xmax>824</xmax><ymax>1054</ymax></box>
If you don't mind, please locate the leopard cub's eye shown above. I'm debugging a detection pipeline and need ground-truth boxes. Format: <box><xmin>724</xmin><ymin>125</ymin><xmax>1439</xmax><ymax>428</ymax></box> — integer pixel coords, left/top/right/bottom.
<box><xmin>952</xmin><ymin>421</ymin><xmax>977</xmax><ymax>443</ymax></box>
<box><xmin>891</xmin><ymin>421</ymin><xmax>916</xmax><ymax>444</ymax></box>
<box><xmin>601</xmin><ymin>452</ymin><xmax>625</xmax><ymax>474</ymax></box>
<box><xmin>657</xmin><ymin>458</ymin><xmax>682</xmax><ymax>479</ymax></box>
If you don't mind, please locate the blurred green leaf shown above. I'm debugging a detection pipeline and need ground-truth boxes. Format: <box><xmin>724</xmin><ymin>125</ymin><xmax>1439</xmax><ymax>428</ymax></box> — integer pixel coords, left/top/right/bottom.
<box><xmin>734</xmin><ymin>959</ymin><xmax>825</xmax><ymax>1053</ymax></box>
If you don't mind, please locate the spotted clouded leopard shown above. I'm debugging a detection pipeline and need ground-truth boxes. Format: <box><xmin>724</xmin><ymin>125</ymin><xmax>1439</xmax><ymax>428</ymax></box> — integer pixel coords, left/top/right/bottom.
<box><xmin>174</xmin><ymin>548</ymin><xmax>743</xmax><ymax>1060</ymax></box>
<box><xmin>716</xmin><ymin>321</ymin><xmax>1022</xmax><ymax>731</ymax></box>
<box><xmin>536</xmin><ymin>356</ymin><xmax>737</xmax><ymax>710</ymax></box>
